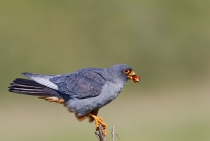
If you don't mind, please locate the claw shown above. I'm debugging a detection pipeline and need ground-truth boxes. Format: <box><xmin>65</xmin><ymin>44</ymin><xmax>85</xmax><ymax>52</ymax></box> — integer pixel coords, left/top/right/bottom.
<box><xmin>90</xmin><ymin>114</ymin><xmax>107</xmax><ymax>135</ymax></box>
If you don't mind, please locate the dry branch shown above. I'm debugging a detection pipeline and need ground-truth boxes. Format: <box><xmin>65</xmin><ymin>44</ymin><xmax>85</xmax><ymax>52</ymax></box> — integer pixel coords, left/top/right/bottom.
<box><xmin>95</xmin><ymin>124</ymin><xmax>107</xmax><ymax>141</ymax></box>
<box><xmin>95</xmin><ymin>124</ymin><xmax>118</xmax><ymax>141</ymax></box>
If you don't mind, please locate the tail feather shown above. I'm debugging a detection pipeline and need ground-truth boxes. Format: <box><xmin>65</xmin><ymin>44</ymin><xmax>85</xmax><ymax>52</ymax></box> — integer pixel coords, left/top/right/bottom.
<box><xmin>9</xmin><ymin>78</ymin><xmax>66</xmax><ymax>105</ymax></box>
<box><xmin>10</xmin><ymin>82</ymin><xmax>42</xmax><ymax>89</ymax></box>
<box><xmin>13</xmin><ymin>78</ymin><xmax>44</xmax><ymax>87</ymax></box>
<box><xmin>9</xmin><ymin>78</ymin><xmax>52</xmax><ymax>96</ymax></box>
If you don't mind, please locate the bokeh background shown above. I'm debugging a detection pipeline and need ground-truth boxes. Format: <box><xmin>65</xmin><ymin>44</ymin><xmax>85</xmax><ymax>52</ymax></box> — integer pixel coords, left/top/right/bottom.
<box><xmin>1</xmin><ymin>1</ymin><xmax>210</xmax><ymax>141</ymax></box>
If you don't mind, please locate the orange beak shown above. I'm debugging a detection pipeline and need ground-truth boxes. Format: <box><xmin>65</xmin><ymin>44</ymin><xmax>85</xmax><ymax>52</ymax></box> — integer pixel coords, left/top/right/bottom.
<box><xmin>127</xmin><ymin>71</ymin><xmax>140</xmax><ymax>83</ymax></box>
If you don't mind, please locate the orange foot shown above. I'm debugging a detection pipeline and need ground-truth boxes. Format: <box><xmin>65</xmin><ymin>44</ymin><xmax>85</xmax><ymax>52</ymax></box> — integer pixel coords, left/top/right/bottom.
<box><xmin>90</xmin><ymin>114</ymin><xmax>107</xmax><ymax>135</ymax></box>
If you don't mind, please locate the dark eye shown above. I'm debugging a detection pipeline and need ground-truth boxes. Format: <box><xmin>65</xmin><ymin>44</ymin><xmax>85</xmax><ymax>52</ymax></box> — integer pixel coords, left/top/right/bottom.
<box><xmin>123</xmin><ymin>69</ymin><xmax>130</xmax><ymax>74</ymax></box>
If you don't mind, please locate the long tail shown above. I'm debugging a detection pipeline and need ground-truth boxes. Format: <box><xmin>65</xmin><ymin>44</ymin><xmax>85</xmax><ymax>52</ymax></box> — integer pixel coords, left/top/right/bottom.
<box><xmin>8</xmin><ymin>78</ymin><xmax>64</xmax><ymax>104</ymax></box>
<box><xmin>9</xmin><ymin>78</ymin><xmax>61</xmax><ymax>98</ymax></box>
<box><xmin>9</xmin><ymin>78</ymin><xmax>50</xmax><ymax>96</ymax></box>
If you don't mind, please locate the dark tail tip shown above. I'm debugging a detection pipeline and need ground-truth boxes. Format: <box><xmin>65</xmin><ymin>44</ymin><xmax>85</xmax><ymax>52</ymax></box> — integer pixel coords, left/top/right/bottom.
<box><xmin>8</xmin><ymin>78</ymin><xmax>46</xmax><ymax>96</ymax></box>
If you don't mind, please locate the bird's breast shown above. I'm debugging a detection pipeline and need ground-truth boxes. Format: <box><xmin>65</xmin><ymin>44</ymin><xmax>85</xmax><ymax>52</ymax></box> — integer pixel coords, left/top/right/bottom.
<box><xmin>65</xmin><ymin>81</ymin><xmax>126</xmax><ymax>116</ymax></box>
<box><xmin>101</xmin><ymin>81</ymin><xmax>125</xmax><ymax>100</ymax></box>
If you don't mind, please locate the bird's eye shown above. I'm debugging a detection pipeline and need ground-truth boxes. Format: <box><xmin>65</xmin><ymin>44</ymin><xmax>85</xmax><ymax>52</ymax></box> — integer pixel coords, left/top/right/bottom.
<box><xmin>123</xmin><ymin>69</ymin><xmax>130</xmax><ymax>74</ymax></box>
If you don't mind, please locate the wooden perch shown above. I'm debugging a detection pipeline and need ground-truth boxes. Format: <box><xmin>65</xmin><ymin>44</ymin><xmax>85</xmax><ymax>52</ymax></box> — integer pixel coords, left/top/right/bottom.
<box><xmin>95</xmin><ymin>124</ymin><xmax>107</xmax><ymax>141</ymax></box>
<box><xmin>95</xmin><ymin>124</ymin><xmax>118</xmax><ymax>141</ymax></box>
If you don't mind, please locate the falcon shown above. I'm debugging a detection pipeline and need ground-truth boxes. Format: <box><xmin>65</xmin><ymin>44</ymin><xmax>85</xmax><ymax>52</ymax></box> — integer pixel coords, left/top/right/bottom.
<box><xmin>8</xmin><ymin>64</ymin><xmax>140</xmax><ymax>134</ymax></box>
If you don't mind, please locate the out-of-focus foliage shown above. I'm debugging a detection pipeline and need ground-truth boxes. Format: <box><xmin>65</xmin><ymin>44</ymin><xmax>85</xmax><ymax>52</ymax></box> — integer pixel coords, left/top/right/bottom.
<box><xmin>1</xmin><ymin>0</ymin><xmax>210</xmax><ymax>141</ymax></box>
<box><xmin>1</xmin><ymin>0</ymin><xmax>210</xmax><ymax>90</ymax></box>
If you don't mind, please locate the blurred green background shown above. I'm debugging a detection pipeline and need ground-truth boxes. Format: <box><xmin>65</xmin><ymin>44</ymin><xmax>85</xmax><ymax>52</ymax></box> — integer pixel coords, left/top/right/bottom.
<box><xmin>1</xmin><ymin>0</ymin><xmax>210</xmax><ymax>141</ymax></box>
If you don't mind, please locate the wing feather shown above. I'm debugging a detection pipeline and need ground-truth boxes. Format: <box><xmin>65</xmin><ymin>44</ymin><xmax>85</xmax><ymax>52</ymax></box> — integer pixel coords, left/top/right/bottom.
<box><xmin>50</xmin><ymin>69</ymin><xmax>106</xmax><ymax>99</ymax></box>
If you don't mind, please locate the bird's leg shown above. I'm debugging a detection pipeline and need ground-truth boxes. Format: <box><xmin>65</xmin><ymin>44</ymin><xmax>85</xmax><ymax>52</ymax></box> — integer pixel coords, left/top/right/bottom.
<box><xmin>90</xmin><ymin>114</ymin><xmax>107</xmax><ymax>135</ymax></box>
<box><xmin>38</xmin><ymin>96</ymin><xmax>65</xmax><ymax>104</ymax></box>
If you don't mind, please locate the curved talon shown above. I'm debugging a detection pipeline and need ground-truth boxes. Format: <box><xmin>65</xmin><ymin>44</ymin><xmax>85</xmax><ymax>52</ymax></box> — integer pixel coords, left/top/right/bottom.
<box><xmin>90</xmin><ymin>114</ymin><xmax>107</xmax><ymax>135</ymax></box>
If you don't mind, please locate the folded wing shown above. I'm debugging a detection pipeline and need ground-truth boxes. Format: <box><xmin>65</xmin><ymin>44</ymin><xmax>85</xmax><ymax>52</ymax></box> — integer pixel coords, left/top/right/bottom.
<box><xmin>50</xmin><ymin>69</ymin><xmax>106</xmax><ymax>99</ymax></box>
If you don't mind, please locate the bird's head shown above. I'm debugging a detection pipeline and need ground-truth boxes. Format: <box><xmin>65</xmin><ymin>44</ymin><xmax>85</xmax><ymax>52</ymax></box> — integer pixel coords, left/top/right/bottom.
<box><xmin>107</xmin><ymin>64</ymin><xmax>140</xmax><ymax>83</ymax></box>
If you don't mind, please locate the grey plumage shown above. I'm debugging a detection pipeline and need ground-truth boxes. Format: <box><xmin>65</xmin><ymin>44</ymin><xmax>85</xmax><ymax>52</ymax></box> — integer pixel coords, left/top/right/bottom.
<box><xmin>9</xmin><ymin>78</ymin><xmax>62</xmax><ymax>98</ymax></box>
<box><xmin>9</xmin><ymin>64</ymin><xmax>135</xmax><ymax>118</ymax></box>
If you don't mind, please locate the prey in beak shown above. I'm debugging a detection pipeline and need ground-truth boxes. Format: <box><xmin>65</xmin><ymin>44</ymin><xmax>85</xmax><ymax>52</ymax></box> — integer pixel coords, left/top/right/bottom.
<box><xmin>123</xmin><ymin>69</ymin><xmax>140</xmax><ymax>83</ymax></box>
<box><xmin>128</xmin><ymin>71</ymin><xmax>140</xmax><ymax>83</ymax></box>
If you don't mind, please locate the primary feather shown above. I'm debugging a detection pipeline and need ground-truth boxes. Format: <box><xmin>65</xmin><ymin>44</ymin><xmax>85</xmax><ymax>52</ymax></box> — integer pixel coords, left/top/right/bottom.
<box><xmin>22</xmin><ymin>72</ymin><xmax>59</xmax><ymax>90</ymax></box>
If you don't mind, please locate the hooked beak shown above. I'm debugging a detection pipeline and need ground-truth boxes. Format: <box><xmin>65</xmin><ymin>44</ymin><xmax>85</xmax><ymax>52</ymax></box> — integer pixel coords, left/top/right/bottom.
<box><xmin>127</xmin><ymin>71</ymin><xmax>140</xmax><ymax>83</ymax></box>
